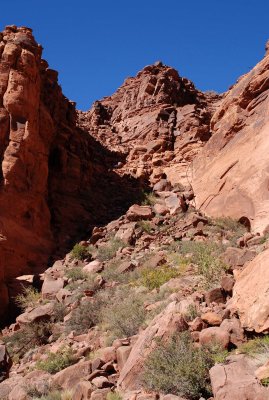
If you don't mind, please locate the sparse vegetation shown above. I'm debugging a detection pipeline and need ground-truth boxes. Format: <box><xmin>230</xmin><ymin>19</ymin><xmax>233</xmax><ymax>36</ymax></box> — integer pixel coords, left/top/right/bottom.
<box><xmin>65</xmin><ymin>298</ymin><xmax>101</xmax><ymax>334</ymax></box>
<box><xmin>142</xmin><ymin>191</ymin><xmax>158</xmax><ymax>206</ymax></box>
<box><xmin>97</xmin><ymin>237</ymin><xmax>126</xmax><ymax>261</ymax></box>
<box><xmin>36</xmin><ymin>347</ymin><xmax>75</xmax><ymax>374</ymax></box>
<box><xmin>15</xmin><ymin>286</ymin><xmax>42</xmax><ymax>311</ymax></box>
<box><xmin>143</xmin><ymin>332</ymin><xmax>213</xmax><ymax>398</ymax></box>
<box><xmin>66</xmin><ymin>267</ymin><xmax>87</xmax><ymax>281</ymax></box>
<box><xmin>137</xmin><ymin>220</ymin><xmax>154</xmax><ymax>234</ymax></box>
<box><xmin>179</xmin><ymin>241</ymin><xmax>227</xmax><ymax>287</ymax></box>
<box><xmin>136</xmin><ymin>265</ymin><xmax>181</xmax><ymax>290</ymax></box>
<box><xmin>26</xmin><ymin>383</ymin><xmax>72</xmax><ymax>400</ymax></box>
<box><xmin>102</xmin><ymin>288</ymin><xmax>146</xmax><ymax>338</ymax></box>
<box><xmin>184</xmin><ymin>304</ymin><xmax>200</xmax><ymax>322</ymax></box>
<box><xmin>238</xmin><ymin>335</ymin><xmax>269</xmax><ymax>357</ymax></box>
<box><xmin>107</xmin><ymin>392</ymin><xmax>122</xmax><ymax>400</ymax></box>
<box><xmin>70</xmin><ymin>243</ymin><xmax>89</xmax><ymax>260</ymax></box>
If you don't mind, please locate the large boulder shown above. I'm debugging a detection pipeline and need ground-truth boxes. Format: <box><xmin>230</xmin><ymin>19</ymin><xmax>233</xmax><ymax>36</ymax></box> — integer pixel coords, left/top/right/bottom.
<box><xmin>230</xmin><ymin>248</ymin><xmax>269</xmax><ymax>333</ymax></box>
<box><xmin>210</xmin><ymin>354</ymin><xmax>269</xmax><ymax>399</ymax></box>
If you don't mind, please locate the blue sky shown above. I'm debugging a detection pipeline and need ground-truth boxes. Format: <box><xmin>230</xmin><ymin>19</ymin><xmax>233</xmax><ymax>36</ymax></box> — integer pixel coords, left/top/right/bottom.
<box><xmin>1</xmin><ymin>0</ymin><xmax>268</xmax><ymax>110</ymax></box>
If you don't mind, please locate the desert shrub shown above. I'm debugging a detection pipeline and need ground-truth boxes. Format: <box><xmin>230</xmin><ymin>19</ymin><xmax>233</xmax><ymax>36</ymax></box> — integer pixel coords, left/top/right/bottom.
<box><xmin>101</xmin><ymin>287</ymin><xmax>146</xmax><ymax>338</ymax></box>
<box><xmin>66</xmin><ymin>273</ymin><xmax>99</xmax><ymax>297</ymax></box>
<box><xmin>107</xmin><ymin>393</ymin><xmax>122</xmax><ymax>400</ymax></box>
<box><xmin>179</xmin><ymin>241</ymin><xmax>227</xmax><ymax>287</ymax></box>
<box><xmin>184</xmin><ymin>304</ymin><xmax>200</xmax><ymax>322</ymax></box>
<box><xmin>142</xmin><ymin>191</ymin><xmax>158</xmax><ymax>206</ymax></box>
<box><xmin>3</xmin><ymin>321</ymin><xmax>53</xmax><ymax>358</ymax></box>
<box><xmin>66</xmin><ymin>267</ymin><xmax>87</xmax><ymax>281</ymax></box>
<box><xmin>137</xmin><ymin>220</ymin><xmax>154</xmax><ymax>234</ymax></box>
<box><xmin>208</xmin><ymin>217</ymin><xmax>247</xmax><ymax>246</ymax></box>
<box><xmin>238</xmin><ymin>335</ymin><xmax>269</xmax><ymax>357</ymax></box>
<box><xmin>70</xmin><ymin>243</ymin><xmax>89</xmax><ymax>260</ymax></box>
<box><xmin>97</xmin><ymin>237</ymin><xmax>126</xmax><ymax>261</ymax></box>
<box><xmin>143</xmin><ymin>332</ymin><xmax>213</xmax><ymax>398</ymax></box>
<box><xmin>15</xmin><ymin>286</ymin><xmax>42</xmax><ymax>311</ymax></box>
<box><xmin>36</xmin><ymin>347</ymin><xmax>75</xmax><ymax>374</ymax></box>
<box><xmin>136</xmin><ymin>265</ymin><xmax>181</xmax><ymax>290</ymax></box>
<box><xmin>52</xmin><ymin>301</ymin><xmax>67</xmax><ymax>322</ymax></box>
<box><xmin>26</xmin><ymin>382</ymin><xmax>73</xmax><ymax>400</ymax></box>
<box><xmin>101</xmin><ymin>259</ymin><xmax>140</xmax><ymax>284</ymax></box>
<box><xmin>65</xmin><ymin>298</ymin><xmax>101</xmax><ymax>334</ymax></box>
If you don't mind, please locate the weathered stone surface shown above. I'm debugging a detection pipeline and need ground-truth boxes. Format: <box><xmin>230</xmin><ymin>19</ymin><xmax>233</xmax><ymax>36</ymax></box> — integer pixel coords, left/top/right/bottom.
<box><xmin>116</xmin><ymin>346</ymin><xmax>132</xmax><ymax>371</ymax></box>
<box><xmin>210</xmin><ymin>355</ymin><xmax>269</xmax><ymax>399</ymax></box>
<box><xmin>230</xmin><ymin>248</ymin><xmax>269</xmax><ymax>333</ymax></box>
<box><xmin>16</xmin><ymin>302</ymin><xmax>54</xmax><ymax>324</ymax></box>
<box><xmin>192</xmin><ymin>46</ymin><xmax>269</xmax><ymax>234</ymax></box>
<box><xmin>52</xmin><ymin>360</ymin><xmax>92</xmax><ymax>390</ymax></box>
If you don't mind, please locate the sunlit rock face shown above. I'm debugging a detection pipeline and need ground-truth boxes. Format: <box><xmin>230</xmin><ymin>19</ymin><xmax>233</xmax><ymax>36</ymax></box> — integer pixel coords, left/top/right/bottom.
<box><xmin>192</xmin><ymin>45</ymin><xmax>269</xmax><ymax>234</ymax></box>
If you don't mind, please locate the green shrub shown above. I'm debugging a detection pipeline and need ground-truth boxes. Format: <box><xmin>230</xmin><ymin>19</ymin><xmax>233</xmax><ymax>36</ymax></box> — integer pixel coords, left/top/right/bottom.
<box><xmin>107</xmin><ymin>393</ymin><xmax>122</xmax><ymax>400</ymax></box>
<box><xmin>184</xmin><ymin>304</ymin><xmax>200</xmax><ymax>322</ymax></box>
<box><xmin>15</xmin><ymin>286</ymin><xmax>42</xmax><ymax>311</ymax></box>
<box><xmin>143</xmin><ymin>332</ymin><xmax>213</xmax><ymax>398</ymax></box>
<box><xmin>136</xmin><ymin>265</ymin><xmax>181</xmax><ymax>290</ymax></box>
<box><xmin>179</xmin><ymin>241</ymin><xmax>227</xmax><ymax>287</ymax></box>
<box><xmin>70</xmin><ymin>243</ymin><xmax>89</xmax><ymax>260</ymax></box>
<box><xmin>26</xmin><ymin>384</ymin><xmax>72</xmax><ymax>400</ymax></box>
<box><xmin>238</xmin><ymin>335</ymin><xmax>269</xmax><ymax>357</ymax></box>
<box><xmin>66</xmin><ymin>267</ymin><xmax>87</xmax><ymax>281</ymax></box>
<box><xmin>137</xmin><ymin>220</ymin><xmax>154</xmax><ymax>234</ymax></box>
<box><xmin>102</xmin><ymin>289</ymin><xmax>145</xmax><ymax>338</ymax></box>
<box><xmin>65</xmin><ymin>298</ymin><xmax>101</xmax><ymax>334</ymax></box>
<box><xmin>97</xmin><ymin>237</ymin><xmax>126</xmax><ymax>261</ymax></box>
<box><xmin>36</xmin><ymin>347</ymin><xmax>75</xmax><ymax>374</ymax></box>
<box><xmin>141</xmin><ymin>192</ymin><xmax>157</xmax><ymax>206</ymax></box>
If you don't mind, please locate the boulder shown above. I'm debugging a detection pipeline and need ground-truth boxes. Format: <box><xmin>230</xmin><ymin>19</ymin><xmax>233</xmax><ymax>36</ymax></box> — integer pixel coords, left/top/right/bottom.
<box><xmin>53</xmin><ymin>360</ymin><xmax>92</xmax><ymax>390</ymax></box>
<box><xmin>230</xmin><ymin>248</ymin><xmax>269</xmax><ymax>332</ymax></box>
<box><xmin>16</xmin><ymin>302</ymin><xmax>55</xmax><ymax>324</ymax></box>
<box><xmin>126</xmin><ymin>205</ymin><xmax>153</xmax><ymax>221</ymax></box>
<box><xmin>210</xmin><ymin>355</ymin><xmax>269</xmax><ymax>399</ymax></box>
<box><xmin>199</xmin><ymin>327</ymin><xmax>230</xmax><ymax>349</ymax></box>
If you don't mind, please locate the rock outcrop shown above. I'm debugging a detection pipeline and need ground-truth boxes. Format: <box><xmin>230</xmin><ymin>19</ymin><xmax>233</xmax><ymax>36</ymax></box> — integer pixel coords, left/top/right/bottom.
<box><xmin>79</xmin><ymin>62</ymin><xmax>219</xmax><ymax>187</ymax></box>
<box><xmin>192</xmin><ymin>44</ymin><xmax>269</xmax><ymax>234</ymax></box>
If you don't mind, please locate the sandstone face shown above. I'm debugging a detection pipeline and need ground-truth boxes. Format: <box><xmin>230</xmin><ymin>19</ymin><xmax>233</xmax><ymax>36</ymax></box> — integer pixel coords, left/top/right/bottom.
<box><xmin>192</xmin><ymin>47</ymin><xmax>269</xmax><ymax>234</ymax></box>
<box><xmin>0</xmin><ymin>26</ymin><xmax>141</xmax><ymax>319</ymax></box>
<box><xmin>230</xmin><ymin>248</ymin><xmax>269</xmax><ymax>333</ymax></box>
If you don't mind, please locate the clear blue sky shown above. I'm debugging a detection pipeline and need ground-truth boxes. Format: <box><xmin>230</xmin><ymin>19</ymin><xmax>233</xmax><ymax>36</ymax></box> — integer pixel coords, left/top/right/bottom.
<box><xmin>1</xmin><ymin>0</ymin><xmax>268</xmax><ymax>110</ymax></box>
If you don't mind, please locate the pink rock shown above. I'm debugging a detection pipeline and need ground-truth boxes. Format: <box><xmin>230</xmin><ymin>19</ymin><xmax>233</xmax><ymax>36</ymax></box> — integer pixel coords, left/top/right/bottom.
<box><xmin>199</xmin><ymin>327</ymin><xmax>230</xmax><ymax>349</ymax></box>
<box><xmin>126</xmin><ymin>205</ymin><xmax>153</xmax><ymax>221</ymax></box>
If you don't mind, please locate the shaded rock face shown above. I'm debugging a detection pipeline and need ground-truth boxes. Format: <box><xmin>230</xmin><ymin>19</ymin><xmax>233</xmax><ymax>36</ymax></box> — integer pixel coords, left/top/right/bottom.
<box><xmin>0</xmin><ymin>26</ymin><xmax>142</xmax><ymax>319</ymax></box>
<box><xmin>79</xmin><ymin>62</ymin><xmax>219</xmax><ymax>186</ymax></box>
<box><xmin>192</xmin><ymin>46</ymin><xmax>269</xmax><ymax>233</ymax></box>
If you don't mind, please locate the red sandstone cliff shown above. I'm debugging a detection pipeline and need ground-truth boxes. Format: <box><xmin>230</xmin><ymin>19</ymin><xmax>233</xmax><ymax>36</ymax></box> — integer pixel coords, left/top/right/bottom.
<box><xmin>0</xmin><ymin>26</ymin><xmax>141</xmax><ymax>318</ymax></box>
<box><xmin>192</xmin><ymin>42</ymin><xmax>269</xmax><ymax>234</ymax></box>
